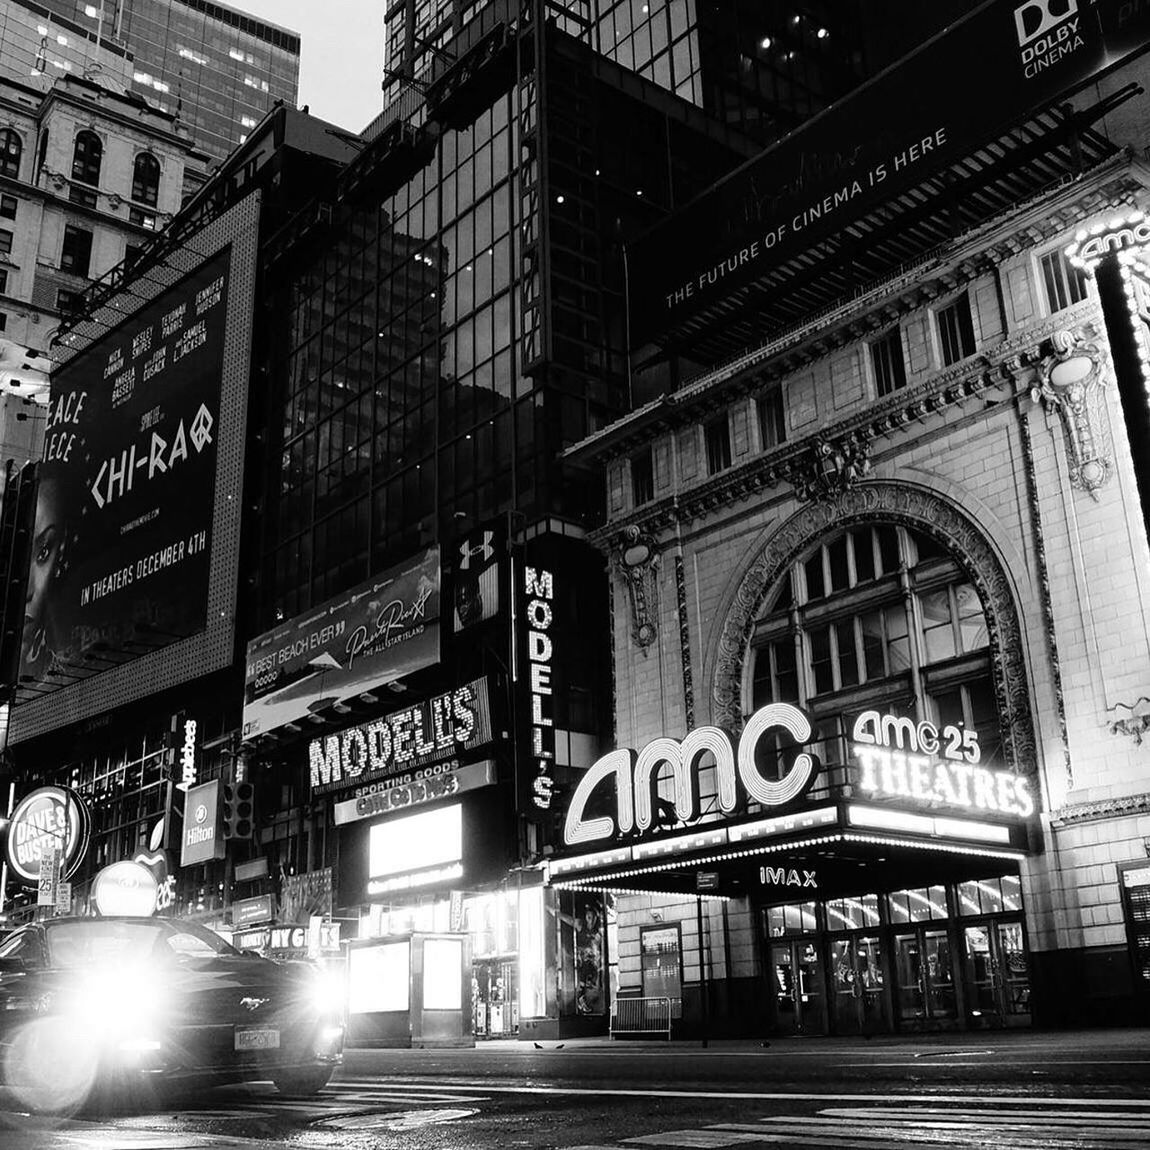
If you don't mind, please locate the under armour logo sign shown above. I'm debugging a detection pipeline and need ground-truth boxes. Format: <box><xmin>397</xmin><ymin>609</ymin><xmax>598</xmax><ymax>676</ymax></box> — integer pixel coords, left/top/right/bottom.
<box><xmin>459</xmin><ymin>531</ymin><xmax>495</xmax><ymax>571</ymax></box>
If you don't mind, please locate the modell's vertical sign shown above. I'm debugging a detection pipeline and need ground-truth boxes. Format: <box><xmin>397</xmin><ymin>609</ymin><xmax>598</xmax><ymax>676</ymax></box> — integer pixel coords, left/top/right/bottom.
<box><xmin>519</xmin><ymin>560</ymin><xmax>556</xmax><ymax>818</ymax></box>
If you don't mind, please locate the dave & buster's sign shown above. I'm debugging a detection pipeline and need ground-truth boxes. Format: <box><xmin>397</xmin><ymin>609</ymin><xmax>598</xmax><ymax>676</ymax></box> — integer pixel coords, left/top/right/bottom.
<box><xmin>20</xmin><ymin>253</ymin><xmax>230</xmax><ymax>691</ymax></box>
<box><xmin>563</xmin><ymin>703</ymin><xmax>1034</xmax><ymax>847</ymax></box>
<box><xmin>4</xmin><ymin>786</ymin><xmax>90</xmax><ymax>885</ymax></box>
<box><xmin>627</xmin><ymin>0</ymin><xmax>1150</xmax><ymax>346</ymax></box>
<box><xmin>243</xmin><ymin>548</ymin><xmax>441</xmax><ymax>739</ymax></box>
<box><xmin>308</xmin><ymin>676</ymin><xmax>493</xmax><ymax>796</ymax></box>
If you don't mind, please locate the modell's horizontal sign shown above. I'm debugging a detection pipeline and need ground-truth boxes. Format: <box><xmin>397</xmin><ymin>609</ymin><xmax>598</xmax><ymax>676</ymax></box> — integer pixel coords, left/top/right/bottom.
<box><xmin>5</xmin><ymin>786</ymin><xmax>91</xmax><ymax>885</ymax></box>
<box><xmin>242</xmin><ymin>547</ymin><xmax>441</xmax><ymax>739</ymax></box>
<box><xmin>309</xmin><ymin>677</ymin><xmax>493</xmax><ymax>796</ymax></box>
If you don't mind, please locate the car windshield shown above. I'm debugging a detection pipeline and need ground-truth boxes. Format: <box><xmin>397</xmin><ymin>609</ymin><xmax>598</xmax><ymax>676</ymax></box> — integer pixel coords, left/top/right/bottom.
<box><xmin>44</xmin><ymin>919</ymin><xmax>241</xmax><ymax>968</ymax></box>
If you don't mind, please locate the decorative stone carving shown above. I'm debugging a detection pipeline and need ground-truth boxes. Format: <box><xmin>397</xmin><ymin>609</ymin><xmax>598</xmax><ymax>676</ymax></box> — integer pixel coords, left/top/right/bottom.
<box><xmin>107</xmin><ymin>193</ymin><xmax>121</xmax><ymax>209</ymax></box>
<box><xmin>674</xmin><ymin>554</ymin><xmax>694</xmax><ymax>730</ymax></box>
<box><xmin>710</xmin><ymin>482</ymin><xmax>1038</xmax><ymax>782</ymax></box>
<box><xmin>1051</xmin><ymin>792</ymin><xmax>1150</xmax><ymax>825</ymax></box>
<box><xmin>785</xmin><ymin>433</ymin><xmax>872</xmax><ymax>501</ymax></box>
<box><xmin>1107</xmin><ymin>697</ymin><xmax>1150</xmax><ymax>745</ymax></box>
<box><xmin>616</xmin><ymin>525</ymin><xmax>660</xmax><ymax>650</ymax></box>
<box><xmin>1030</xmin><ymin>328</ymin><xmax>1112</xmax><ymax>497</ymax></box>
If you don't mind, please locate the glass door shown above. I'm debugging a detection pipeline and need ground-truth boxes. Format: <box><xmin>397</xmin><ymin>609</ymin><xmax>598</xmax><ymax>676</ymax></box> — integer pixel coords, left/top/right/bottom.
<box><xmin>894</xmin><ymin>928</ymin><xmax>957</xmax><ymax>1028</ymax></box>
<box><xmin>830</xmin><ymin>934</ymin><xmax>887</xmax><ymax>1034</ymax></box>
<box><xmin>771</xmin><ymin>940</ymin><xmax>826</xmax><ymax>1035</ymax></box>
<box><xmin>963</xmin><ymin>919</ymin><xmax>1030</xmax><ymax>1026</ymax></box>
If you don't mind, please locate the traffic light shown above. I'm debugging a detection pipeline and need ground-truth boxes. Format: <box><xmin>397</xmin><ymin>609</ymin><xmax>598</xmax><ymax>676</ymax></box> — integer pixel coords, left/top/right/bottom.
<box><xmin>221</xmin><ymin>781</ymin><xmax>255</xmax><ymax>839</ymax></box>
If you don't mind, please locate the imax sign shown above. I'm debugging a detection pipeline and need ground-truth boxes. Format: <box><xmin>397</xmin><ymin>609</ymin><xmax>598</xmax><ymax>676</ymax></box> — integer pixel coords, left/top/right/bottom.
<box><xmin>563</xmin><ymin>703</ymin><xmax>819</xmax><ymax>847</ymax></box>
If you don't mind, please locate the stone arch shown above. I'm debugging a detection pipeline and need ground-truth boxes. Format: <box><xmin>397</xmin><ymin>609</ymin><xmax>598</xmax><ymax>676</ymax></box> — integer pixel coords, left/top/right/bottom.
<box><xmin>709</xmin><ymin>480</ymin><xmax>1037</xmax><ymax>776</ymax></box>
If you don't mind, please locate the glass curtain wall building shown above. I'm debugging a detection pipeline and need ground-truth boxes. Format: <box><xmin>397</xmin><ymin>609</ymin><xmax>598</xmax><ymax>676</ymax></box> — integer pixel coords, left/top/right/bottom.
<box><xmin>29</xmin><ymin>0</ymin><xmax>299</xmax><ymax>161</ymax></box>
<box><xmin>260</xmin><ymin>14</ymin><xmax>749</xmax><ymax>626</ymax></box>
<box><xmin>381</xmin><ymin>1</ymin><xmax>972</xmax><ymax>150</ymax></box>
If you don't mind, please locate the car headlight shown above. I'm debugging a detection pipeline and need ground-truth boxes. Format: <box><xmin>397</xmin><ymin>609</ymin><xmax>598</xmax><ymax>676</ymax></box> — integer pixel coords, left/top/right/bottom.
<box><xmin>308</xmin><ymin>969</ymin><xmax>345</xmax><ymax>1018</ymax></box>
<box><xmin>69</xmin><ymin>963</ymin><xmax>165</xmax><ymax>1037</ymax></box>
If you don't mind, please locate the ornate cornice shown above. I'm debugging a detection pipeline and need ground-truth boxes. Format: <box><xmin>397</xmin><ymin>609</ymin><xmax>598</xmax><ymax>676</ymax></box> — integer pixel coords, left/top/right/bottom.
<box><xmin>1049</xmin><ymin>792</ymin><xmax>1150</xmax><ymax>826</ymax></box>
<box><xmin>709</xmin><ymin>481</ymin><xmax>1038</xmax><ymax>783</ymax></box>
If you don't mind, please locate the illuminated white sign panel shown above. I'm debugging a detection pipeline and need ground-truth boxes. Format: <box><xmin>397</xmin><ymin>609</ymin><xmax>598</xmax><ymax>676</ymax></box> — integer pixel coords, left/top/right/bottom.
<box><xmin>92</xmin><ymin>860</ymin><xmax>158</xmax><ymax>917</ymax></box>
<box><xmin>850</xmin><ymin>710</ymin><xmax>1034</xmax><ymax>819</ymax></box>
<box><xmin>525</xmin><ymin>566</ymin><xmax>556</xmax><ymax>811</ymax></box>
<box><xmin>367</xmin><ymin>802</ymin><xmax>462</xmax><ymax>893</ymax></box>
<box><xmin>563</xmin><ymin>702</ymin><xmax>818</xmax><ymax>847</ymax></box>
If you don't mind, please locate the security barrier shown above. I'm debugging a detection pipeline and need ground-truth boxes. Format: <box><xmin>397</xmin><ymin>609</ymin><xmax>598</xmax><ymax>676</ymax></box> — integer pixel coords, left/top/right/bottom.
<box><xmin>609</xmin><ymin>996</ymin><xmax>672</xmax><ymax>1039</ymax></box>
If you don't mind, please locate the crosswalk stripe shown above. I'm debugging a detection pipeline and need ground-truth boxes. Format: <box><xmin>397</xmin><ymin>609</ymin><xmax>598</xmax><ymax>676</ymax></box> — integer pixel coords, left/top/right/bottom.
<box><xmin>816</xmin><ymin>1108</ymin><xmax>1150</xmax><ymax>1127</ymax></box>
<box><xmin>622</xmin><ymin>1132</ymin><xmax>775</xmax><ymax>1147</ymax></box>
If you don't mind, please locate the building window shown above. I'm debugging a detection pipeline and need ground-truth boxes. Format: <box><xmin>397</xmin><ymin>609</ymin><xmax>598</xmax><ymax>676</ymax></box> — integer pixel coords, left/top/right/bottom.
<box><xmin>124</xmin><ymin>242</ymin><xmax>143</xmax><ymax>267</ymax></box>
<box><xmin>758</xmin><ymin>390</ymin><xmax>786</xmax><ymax>449</ymax></box>
<box><xmin>0</xmin><ymin>268</ymin><xmax>7</xmax><ymax>294</ymax></box>
<box><xmin>0</xmin><ymin>129</ymin><xmax>21</xmax><ymax>178</ymax></box>
<box><xmin>1118</xmin><ymin>862</ymin><xmax>1150</xmax><ymax>992</ymax></box>
<box><xmin>704</xmin><ymin>413</ymin><xmax>731</xmax><ymax>475</ymax></box>
<box><xmin>60</xmin><ymin>225</ymin><xmax>93</xmax><ymax>277</ymax></box>
<box><xmin>749</xmin><ymin>525</ymin><xmax>1001</xmax><ymax>780</ymax></box>
<box><xmin>57</xmin><ymin>288</ymin><xmax>83</xmax><ymax>313</ymax></box>
<box><xmin>69</xmin><ymin>185</ymin><xmax>98</xmax><ymax>208</ymax></box>
<box><xmin>937</xmin><ymin>292</ymin><xmax>976</xmax><ymax>366</ymax></box>
<box><xmin>1040</xmin><ymin>249</ymin><xmax>1089</xmax><ymax>313</ymax></box>
<box><xmin>871</xmin><ymin>327</ymin><xmax>907</xmax><ymax>395</ymax></box>
<box><xmin>71</xmin><ymin>129</ymin><xmax>103</xmax><ymax>186</ymax></box>
<box><xmin>132</xmin><ymin>152</ymin><xmax>160</xmax><ymax>207</ymax></box>
<box><xmin>0</xmin><ymin>194</ymin><xmax>16</xmax><ymax>220</ymax></box>
<box><xmin>632</xmin><ymin>446</ymin><xmax>654</xmax><ymax>505</ymax></box>
<box><xmin>0</xmin><ymin>311</ymin><xmax>6</xmax><ymax>332</ymax></box>
<box><xmin>129</xmin><ymin>206</ymin><xmax>157</xmax><ymax>230</ymax></box>
<box><xmin>0</xmin><ymin>228</ymin><xmax>12</xmax><ymax>256</ymax></box>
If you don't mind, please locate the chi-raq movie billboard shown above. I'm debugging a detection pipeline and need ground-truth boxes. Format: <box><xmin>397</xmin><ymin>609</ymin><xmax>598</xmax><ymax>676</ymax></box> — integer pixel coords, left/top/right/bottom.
<box><xmin>20</xmin><ymin>251</ymin><xmax>230</xmax><ymax>690</ymax></box>
<box><xmin>626</xmin><ymin>0</ymin><xmax>1150</xmax><ymax>346</ymax></box>
<box><xmin>242</xmin><ymin>547</ymin><xmax>441</xmax><ymax>739</ymax></box>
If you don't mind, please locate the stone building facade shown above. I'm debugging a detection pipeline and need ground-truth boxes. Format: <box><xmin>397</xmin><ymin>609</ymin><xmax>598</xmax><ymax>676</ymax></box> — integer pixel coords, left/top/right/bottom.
<box><xmin>560</xmin><ymin>151</ymin><xmax>1150</xmax><ymax>1031</ymax></box>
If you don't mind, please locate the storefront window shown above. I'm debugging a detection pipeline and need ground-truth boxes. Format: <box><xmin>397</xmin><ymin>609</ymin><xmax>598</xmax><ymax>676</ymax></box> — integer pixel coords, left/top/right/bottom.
<box><xmin>888</xmin><ymin>885</ymin><xmax>949</xmax><ymax>923</ymax></box>
<box><xmin>764</xmin><ymin>901</ymin><xmax>818</xmax><ymax>937</ymax></box>
<box><xmin>957</xmin><ymin>875</ymin><xmax>1022</xmax><ymax>916</ymax></box>
<box><xmin>825</xmin><ymin>894</ymin><xmax>881</xmax><ymax>931</ymax></box>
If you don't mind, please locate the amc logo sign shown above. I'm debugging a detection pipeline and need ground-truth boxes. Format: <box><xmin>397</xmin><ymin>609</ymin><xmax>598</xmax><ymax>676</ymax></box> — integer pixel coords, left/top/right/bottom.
<box><xmin>563</xmin><ymin>703</ymin><xmax>819</xmax><ymax>847</ymax></box>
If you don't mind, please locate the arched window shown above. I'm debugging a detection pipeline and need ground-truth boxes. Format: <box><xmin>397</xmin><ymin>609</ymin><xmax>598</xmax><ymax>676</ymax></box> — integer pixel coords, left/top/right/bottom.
<box><xmin>0</xmin><ymin>129</ymin><xmax>21</xmax><ymax>179</ymax></box>
<box><xmin>131</xmin><ymin>152</ymin><xmax>159</xmax><ymax>207</ymax></box>
<box><xmin>71</xmin><ymin>130</ymin><xmax>102</xmax><ymax>186</ymax></box>
<box><xmin>749</xmin><ymin>524</ymin><xmax>1001</xmax><ymax>789</ymax></box>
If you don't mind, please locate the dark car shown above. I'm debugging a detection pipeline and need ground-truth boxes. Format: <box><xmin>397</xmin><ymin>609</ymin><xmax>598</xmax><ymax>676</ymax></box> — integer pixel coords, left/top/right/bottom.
<box><xmin>0</xmin><ymin>916</ymin><xmax>343</xmax><ymax>1112</ymax></box>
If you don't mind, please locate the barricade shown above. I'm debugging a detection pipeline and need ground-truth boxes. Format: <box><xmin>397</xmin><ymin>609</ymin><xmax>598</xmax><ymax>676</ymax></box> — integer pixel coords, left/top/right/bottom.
<box><xmin>609</xmin><ymin>996</ymin><xmax>672</xmax><ymax>1039</ymax></box>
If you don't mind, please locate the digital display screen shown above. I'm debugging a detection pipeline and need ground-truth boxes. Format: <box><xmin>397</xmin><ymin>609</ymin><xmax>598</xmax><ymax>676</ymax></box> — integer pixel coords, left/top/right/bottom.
<box><xmin>368</xmin><ymin>803</ymin><xmax>462</xmax><ymax>879</ymax></box>
<box><xmin>422</xmin><ymin>937</ymin><xmax>463</xmax><ymax>1010</ymax></box>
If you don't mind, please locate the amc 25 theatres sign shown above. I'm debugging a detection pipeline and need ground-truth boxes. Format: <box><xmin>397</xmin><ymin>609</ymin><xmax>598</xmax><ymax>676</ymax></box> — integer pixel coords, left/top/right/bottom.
<box><xmin>563</xmin><ymin>703</ymin><xmax>1035</xmax><ymax>847</ymax></box>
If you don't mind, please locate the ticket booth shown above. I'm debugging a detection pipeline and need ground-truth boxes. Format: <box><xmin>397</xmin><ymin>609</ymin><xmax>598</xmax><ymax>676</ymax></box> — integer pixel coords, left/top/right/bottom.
<box><xmin>346</xmin><ymin>931</ymin><xmax>473</xmax><ymax>1048</ymax></box>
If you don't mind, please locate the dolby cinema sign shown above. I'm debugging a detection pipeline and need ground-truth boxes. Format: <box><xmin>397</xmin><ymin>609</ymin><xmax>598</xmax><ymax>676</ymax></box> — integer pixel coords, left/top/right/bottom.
<box><xmin>563</xmin><ymin>703</ymin><xmax>1034</xmax><ymax>848</ymax></box>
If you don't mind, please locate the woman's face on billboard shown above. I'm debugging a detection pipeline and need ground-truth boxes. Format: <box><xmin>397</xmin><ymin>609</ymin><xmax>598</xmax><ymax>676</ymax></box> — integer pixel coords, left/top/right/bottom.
<box><xmin>24</xmin><ymin>479</ymin><xmax>62</xmax><ymax>648</ymax></box>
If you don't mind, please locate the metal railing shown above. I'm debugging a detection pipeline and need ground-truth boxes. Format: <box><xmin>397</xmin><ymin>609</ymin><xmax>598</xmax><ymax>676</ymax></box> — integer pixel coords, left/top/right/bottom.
<box><xmin>609</xmin><ymin>996</ymin><xmax>672</xmax><ymax>1039</ymax></box>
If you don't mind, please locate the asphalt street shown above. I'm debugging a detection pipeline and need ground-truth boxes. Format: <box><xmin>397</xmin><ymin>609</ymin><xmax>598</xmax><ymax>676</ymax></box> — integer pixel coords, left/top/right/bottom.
<box><xmin>1</xmin><ymin>1028</ymin><xmax>1148</xmax><ymax>1150</ymax></box>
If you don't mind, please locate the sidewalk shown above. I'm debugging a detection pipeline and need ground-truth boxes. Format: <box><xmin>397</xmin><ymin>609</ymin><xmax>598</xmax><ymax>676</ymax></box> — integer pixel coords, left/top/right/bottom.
<box><xmin>346</xmin><ymin>1025</ymin><xmax>1150</xmax><ymax>1057</ymax></box>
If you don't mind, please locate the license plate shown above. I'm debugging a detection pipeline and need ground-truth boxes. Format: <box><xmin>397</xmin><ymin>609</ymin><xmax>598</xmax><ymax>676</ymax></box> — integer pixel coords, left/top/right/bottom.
<box><xmin>235</xmin><ymin>1028</ymin><xmax>280</xmax><ymax>1051</ymax></box>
